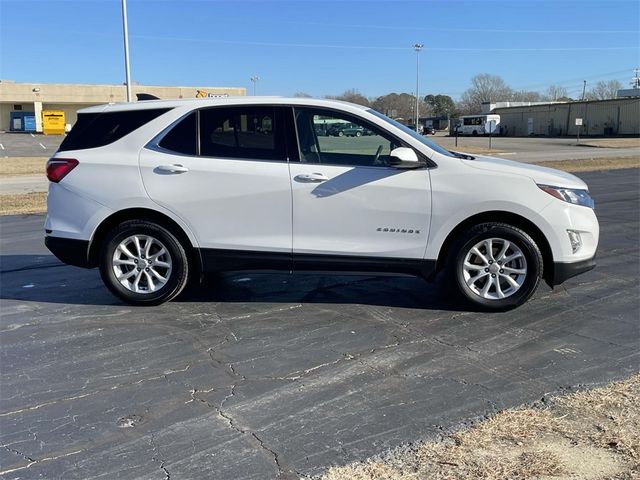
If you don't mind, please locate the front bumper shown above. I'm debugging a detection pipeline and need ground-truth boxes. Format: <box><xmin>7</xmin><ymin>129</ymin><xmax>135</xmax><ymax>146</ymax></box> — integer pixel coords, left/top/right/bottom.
<box><xmin>45</xmin><ymin>236</ymin><xmax>92</xmax><ymax>268</ymax></box>
<box><xmin>551</xmin><ymin>255</ymin><xmax>596</xmax><ymax>286</ymax></box>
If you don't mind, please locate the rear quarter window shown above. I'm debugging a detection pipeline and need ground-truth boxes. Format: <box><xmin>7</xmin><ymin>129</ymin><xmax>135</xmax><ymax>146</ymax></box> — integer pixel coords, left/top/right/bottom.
<box><xmin>59</xmin><ymin>108</ymin><xmax>171</xmax><ymax>152</ymax></box>
<box><xmin>158</xmin><ymin>112</ymin><xmax>197</xmax><ymax>155</ymax></box>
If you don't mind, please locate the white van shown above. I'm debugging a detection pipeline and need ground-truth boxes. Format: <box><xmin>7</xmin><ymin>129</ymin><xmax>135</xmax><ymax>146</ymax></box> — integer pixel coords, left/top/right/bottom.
<box><xmin>456</xmin><ymin>114</ymin><xmax>501</xmax><ymax>135</ymax></box>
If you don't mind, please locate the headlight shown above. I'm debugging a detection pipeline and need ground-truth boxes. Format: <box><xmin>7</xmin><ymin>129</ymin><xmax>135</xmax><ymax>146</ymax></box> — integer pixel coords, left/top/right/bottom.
<box><xmin>538</xmin><ymin>184</ymin><xmax>595</xmax><ymax>209</ymax></box>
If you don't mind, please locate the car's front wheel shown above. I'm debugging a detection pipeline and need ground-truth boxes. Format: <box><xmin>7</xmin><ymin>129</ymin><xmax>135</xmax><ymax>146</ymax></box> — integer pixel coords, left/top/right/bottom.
<box><xmin>99</xmin><ymin>220</ymin><xmax>190</xmax><ymax>305</ymax></box>
<box><xmin>448</xmin><ymin>223</ymin><xmax>543</xmax><ymax>311</ymax></box>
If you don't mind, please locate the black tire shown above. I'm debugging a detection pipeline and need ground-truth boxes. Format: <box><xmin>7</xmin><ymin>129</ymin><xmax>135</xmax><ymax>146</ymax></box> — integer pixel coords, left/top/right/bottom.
<box><xmin>338</xmin><ymin>131</ymin><xmax>344</xmax><ymax>137</ymax></box>
<box><xmin>472</xmin><ymin>130</ymin><xmax>478</xmax><ymax>136</ymax></box>
<box><xmin>447</xmin><ymin>223</ymin><xmax>543</xmax><ymax>311</ymax></box>
<box><xmin>99</xmin><ymin>220</ymin><xmax>190</xmax><ymax>306</ymax></box>
<box><xmin>355</xmin><ymin>131</ymin><xmax>362</xmax><ymax>137</ymax></box>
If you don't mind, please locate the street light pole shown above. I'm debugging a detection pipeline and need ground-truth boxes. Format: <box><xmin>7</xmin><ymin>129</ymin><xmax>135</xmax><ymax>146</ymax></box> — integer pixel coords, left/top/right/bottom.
<box><xmin>121</xmin><ymin>0</ymin><xmax>132</xmax><ymax>102</ymax></box>
<box><xmin>250</xmin><ymin>76</ymin><xmax>260</xmax><ymax>96</ymax></box>
<box><xmin>413</xmin><ymin>43</ymin><xmax>424</xmax><ymax>133</ymax></box>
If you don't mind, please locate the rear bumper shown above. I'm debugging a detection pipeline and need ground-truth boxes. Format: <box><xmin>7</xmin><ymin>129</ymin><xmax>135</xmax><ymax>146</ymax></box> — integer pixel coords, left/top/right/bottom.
<box><xmin>45</xmin><ymin>236</ymin><xmax>92</xmax><ymax>268</ymax></box>
<box><xmin>551</xmin><ymin>255</ymin><xmax>596</xmax><ymax>286</ymax></box>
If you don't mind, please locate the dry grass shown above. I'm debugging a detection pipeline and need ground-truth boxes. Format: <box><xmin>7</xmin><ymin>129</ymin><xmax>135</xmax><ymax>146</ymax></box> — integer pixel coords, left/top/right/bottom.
<box><xmin>0</xmin><ymin>157</ymin><xmax>48</xmax><ymax>177</ymax></box>
<box><xmin>532</xmin><ymin>156</ymin><xmax>640</xmax><ymax>172</ymax></box>
<box><xmin>0</xmin><ymin>192</ymin><xmax>47</xmax><ymax>215</ymax></box>
<box><xmin>319</xmin><ymin>374</ymin><xmax>640</xmax><ymax>480</ymax></box>
<box><xmin>576</xmin><ymin>138</ymin><xmax>640</xmax><ymax>148</ymax></box>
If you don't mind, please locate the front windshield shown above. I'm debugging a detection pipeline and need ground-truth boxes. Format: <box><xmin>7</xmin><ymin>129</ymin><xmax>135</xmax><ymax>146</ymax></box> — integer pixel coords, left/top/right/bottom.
<box><xmin>367</xmin><ymin>109</ymin><xmax>456</xmax><ymax>158</ymax></box>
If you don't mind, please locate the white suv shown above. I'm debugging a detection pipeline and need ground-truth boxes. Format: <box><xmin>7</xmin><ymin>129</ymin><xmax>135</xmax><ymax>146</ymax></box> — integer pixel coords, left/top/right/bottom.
<box><xmin>45</xmin><ymin>97</ymin><xmax>598</xmax><ymax>310</ymax></box>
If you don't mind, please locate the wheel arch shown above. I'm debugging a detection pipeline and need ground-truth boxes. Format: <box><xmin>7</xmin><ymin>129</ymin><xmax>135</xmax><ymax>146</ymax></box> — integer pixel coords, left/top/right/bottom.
<box><xmin>88</xmin><ymin>208</ymin><xmax>202</xmax><ymax>272</ymax></box>
<box><xmin>435</xmin><ymin>211</ymin><xmax>555</xmax><ymax>286</ymax></box>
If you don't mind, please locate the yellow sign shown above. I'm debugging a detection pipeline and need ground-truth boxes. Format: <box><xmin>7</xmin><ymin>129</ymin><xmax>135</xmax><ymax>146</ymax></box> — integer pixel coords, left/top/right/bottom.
<box><xmin>196</xmin><ymin>90</ymin><xmax>229</xmax><ymax>99</ymax></box>
<box><xmin>42</xmin><ymin>110</ymin><xmax>66</xmax><ymax>135</ymax></box>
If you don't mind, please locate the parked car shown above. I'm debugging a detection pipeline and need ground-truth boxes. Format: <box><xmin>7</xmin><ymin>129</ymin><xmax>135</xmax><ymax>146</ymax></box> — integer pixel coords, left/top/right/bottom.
<box><xmin>314</xmin><ymin>124</ymin><xmax>330</xmax><ymax>136</ymax></box>
<box><xmin>45</xmin><ymin>97</ymin><xmax>598</xmax><ymax>309</ymax></box>
<box><xmin>327</xmin><ymin>123</ymin><xmax>365</xmax><ymax>137</ymax></box>
<box><xmin>423</xmin><ymin>126</ymin><xmax>436</xmax><ymax>135</ymax></box>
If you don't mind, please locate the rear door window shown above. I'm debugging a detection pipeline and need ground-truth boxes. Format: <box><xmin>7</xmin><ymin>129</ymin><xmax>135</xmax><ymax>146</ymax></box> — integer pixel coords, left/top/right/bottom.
<box><xmin>199</xmin><ymin>106</ymin><xmax>285</xmax><ymax>161</ymax></box>
<box><xmin>59</xmin><ymin>108</ymin><xmax>171</xmax><ymax>152</ymax></box>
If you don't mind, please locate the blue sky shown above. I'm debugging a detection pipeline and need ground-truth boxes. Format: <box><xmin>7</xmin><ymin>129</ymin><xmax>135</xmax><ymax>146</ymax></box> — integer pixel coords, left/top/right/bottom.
<box><xmin>1</xmin><ymin>0</ymin><xmax>638</xmax><ymax>100</ymax></box>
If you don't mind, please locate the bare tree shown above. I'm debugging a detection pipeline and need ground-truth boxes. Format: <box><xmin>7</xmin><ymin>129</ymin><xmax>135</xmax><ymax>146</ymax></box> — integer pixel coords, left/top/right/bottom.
<box><xmin>328</xmin><ymin>89</ymin><xmax>371</xmax><ymax>107</ymax></box>
<box><xmin>293</xmin><ymin>92</ymin><xmax>312</xmax><ymax>98</ymax></box>
<box><xmin>458</xmin><ymin>74</ymin><xmax>513</xmax><ymax>114</ymax></box>
<box><xmin>511</xmin><ymin>90</ymin><xmax>544</xmax><ymax>102</ymax></box>
<box><xmin>371</xmin><ymin>92</ymin><xmax>430</xmax><ymax>122</ymax></box>
<box><xmin>586</xmin><ymin>80</ymin><xmax>622</xmax><ymax>100</ymax></box>
<box><xmin>586</xmin><ymin>80</ymin><xmax>623</xmax><ymax>100</ymax></box>
<box><xmin>545</xmin><ymin>84</ymin><xmax>568</xmax><ymax>101</ymax></box>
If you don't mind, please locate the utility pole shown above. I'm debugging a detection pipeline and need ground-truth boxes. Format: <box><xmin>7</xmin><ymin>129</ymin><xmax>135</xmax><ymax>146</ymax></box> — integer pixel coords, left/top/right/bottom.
<box><xmin>121</xmin><ymin>0</ymin><xmax>132</xmax><ymax>102</ymax></box>
<box><xmin>250</xmin><ymin>76</ymin><xmax>260</xmax><ymax>96</ymax></box>
<box><xmin>581</xmin><ymin>80</ymin><xmax>586</xmax><ymax>101</ymax></box>
<box><xmin>413</xmin><ymin>43</ymin><xmax>424</xmax><ymax>133</ymax></box>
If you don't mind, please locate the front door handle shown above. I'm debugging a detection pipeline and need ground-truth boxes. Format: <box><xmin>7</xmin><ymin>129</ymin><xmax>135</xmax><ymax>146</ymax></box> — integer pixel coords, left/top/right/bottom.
<box><xmin>156</xmin><ymin>164</ymin><xmax>189</xmax><ymax>174</ymax></box>
<box><xmin>294</xmin><ymin>173</ymin><xmax>329</xmax><ymax>183</ymax></box>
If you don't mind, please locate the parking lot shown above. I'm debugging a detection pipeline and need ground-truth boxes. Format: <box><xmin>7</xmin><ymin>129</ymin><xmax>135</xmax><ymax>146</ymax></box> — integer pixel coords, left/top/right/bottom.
<box><xmin>431</xmin><ymin>133</ymin><xmax>640</xmax><ymax>162</ymax></box>
<box><xmin>0</xmin><ymin>132</ymin><xmax>62</xmax><ymax>158</ymax></box>
<box><xmin>1</xmin><ymin>168</ymin><xmax>638</xmax><ymax>479</ymax></box>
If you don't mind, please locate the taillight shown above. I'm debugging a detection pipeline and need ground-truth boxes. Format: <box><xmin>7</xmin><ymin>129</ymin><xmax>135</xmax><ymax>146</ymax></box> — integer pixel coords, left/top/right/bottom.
<box><xmin>46</xmin><ymin>158</ymin><xmax>79</xmax><ymax>183</ymax></box>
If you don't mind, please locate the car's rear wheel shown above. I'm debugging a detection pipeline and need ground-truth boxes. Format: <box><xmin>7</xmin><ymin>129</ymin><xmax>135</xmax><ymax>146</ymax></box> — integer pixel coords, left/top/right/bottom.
<box><xmin>99</xmin><ymin>220</ymin><xmax>190</xmax><ymax>305</ymax></box>
<box><xmin>448</xmin><ymin>223</ymin><xmax>543</xmax><ymax>311</ymax></box>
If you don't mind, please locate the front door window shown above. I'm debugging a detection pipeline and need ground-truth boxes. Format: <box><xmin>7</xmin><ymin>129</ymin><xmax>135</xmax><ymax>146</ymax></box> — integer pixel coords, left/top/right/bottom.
<box><xmin>294</xmin><ymin>108</ymin><xmax>400</xmax><ymax>167</ymax></box>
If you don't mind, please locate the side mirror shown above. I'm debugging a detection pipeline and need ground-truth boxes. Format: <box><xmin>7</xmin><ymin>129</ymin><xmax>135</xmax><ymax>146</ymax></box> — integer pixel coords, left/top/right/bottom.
<box><xmin>389</xmin><ymin>147</ymin><xmax>422</xmax><ymax>169</ymax></box>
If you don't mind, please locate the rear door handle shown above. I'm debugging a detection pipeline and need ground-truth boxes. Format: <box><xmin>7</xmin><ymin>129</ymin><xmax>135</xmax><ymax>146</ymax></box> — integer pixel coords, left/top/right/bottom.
<box><xmin>156</xmin><ymin>164</ymin><xmax>189</xmax><ymax>174</ymax></box>
<box><xmin>294</xmin><ymin>173</ymin><xmax>329</xmax><ymax>183</ymax></box>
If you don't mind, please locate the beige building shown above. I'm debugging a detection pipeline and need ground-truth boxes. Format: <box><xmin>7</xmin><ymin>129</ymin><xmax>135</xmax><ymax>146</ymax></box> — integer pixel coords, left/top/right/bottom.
<box><xmin>0</xmin><ymin>81</ymin><xmax>246</xmax><ymax>133</ymax></box>
<box><xmin>492</xmin><ymin>97</ymin><xmax>640</xmax><ymax>137</ymax></box>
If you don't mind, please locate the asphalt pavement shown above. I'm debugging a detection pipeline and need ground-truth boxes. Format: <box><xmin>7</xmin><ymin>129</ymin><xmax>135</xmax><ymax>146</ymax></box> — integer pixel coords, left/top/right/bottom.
<box><xmin>0</xmin><ymin>169</ymin><xmax>638</xmax><ymax>479</ymax></box>
<box><xmin>0</xmin><ymin>132</ymin><xmax>62</xmax><ymax>157</ymax></box>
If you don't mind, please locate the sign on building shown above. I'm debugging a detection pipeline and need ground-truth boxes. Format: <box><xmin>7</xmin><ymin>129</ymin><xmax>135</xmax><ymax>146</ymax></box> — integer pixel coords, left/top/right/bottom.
<box><xmin>196</xmin><ymin>90</ymin><xmax>229</xmax><ymax>99</ymax></box>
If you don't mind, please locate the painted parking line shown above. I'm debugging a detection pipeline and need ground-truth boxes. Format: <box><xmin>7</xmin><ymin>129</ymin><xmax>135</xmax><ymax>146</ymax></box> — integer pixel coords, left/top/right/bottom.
<box><xmin>30</xmin><ymin>133</ymin><xmax>35</xmax><ymax>138</ymax></box>
<box><xmin>495</xmin><ymin>152</ymin><xmax>517</xmax><ymax>156</ymax></box>
<box><xmin>0</xmin><ymin>143</ymin><xmax>4</xmax><ymax>150</ymax></box>
<box><xmin>39</xmin><ymin>143</ymin><xmax>46</xmax><ymax>150</ymax></box>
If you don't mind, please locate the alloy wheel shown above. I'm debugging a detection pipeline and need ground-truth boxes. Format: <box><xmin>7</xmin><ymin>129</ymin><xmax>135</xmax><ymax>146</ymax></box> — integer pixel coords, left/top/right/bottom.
<box><xmin>461</xmin><ymin>237</ymin><xmax>527</xmax><ymax>300</ymax></box>
<box><xmin>112</xmin><ymin>234</ymin><xmax>173</xmax><ymax>294</ymax></box>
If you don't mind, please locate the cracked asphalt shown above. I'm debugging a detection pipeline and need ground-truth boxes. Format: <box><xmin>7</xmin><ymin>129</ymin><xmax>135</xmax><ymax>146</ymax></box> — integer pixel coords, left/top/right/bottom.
<box><xmin>1</xmin><ymin>168</ymin><xmax>639</xmax><ymax>479</ymax></box>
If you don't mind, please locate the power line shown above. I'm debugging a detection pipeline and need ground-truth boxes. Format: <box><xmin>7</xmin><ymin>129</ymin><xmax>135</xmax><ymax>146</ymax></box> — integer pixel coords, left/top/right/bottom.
<box><xmin>130</xmin><ymin>34</ymin><xmax>639</xmax><ymax>52</ymax></box>
<box><xmin>514</xmin><ymin>69</ymin><xmax>631</xmax><ymax>90</ymax></box>
<box><xmin>175</xmin><ymin>17</ymin><xmax>640</xmax><ymax>35</ymax></box>
<box><xmin>3</xmin><ymin>26</ymin><xmax>637</xmax><ymax>52</ymax></box>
